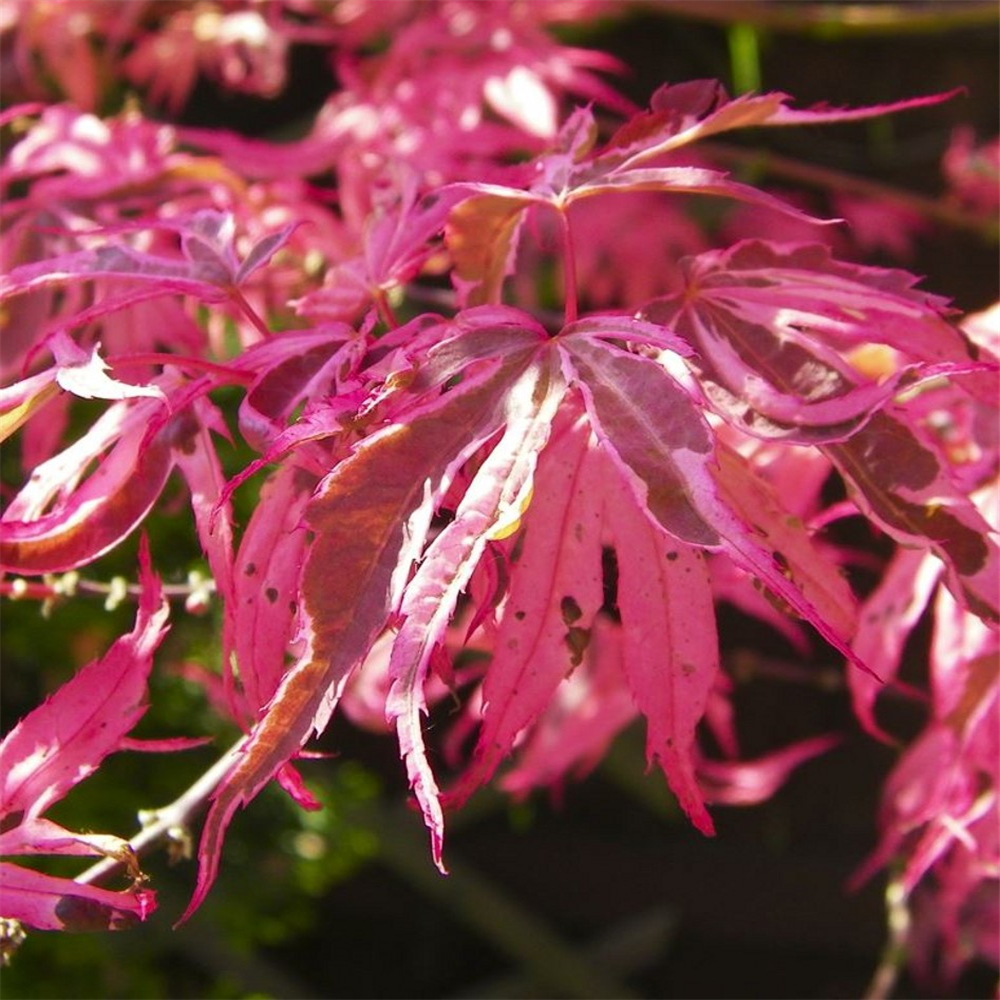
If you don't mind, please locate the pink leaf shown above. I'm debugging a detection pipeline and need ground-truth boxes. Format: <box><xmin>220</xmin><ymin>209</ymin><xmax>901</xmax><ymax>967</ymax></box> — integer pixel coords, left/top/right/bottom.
<box><xmin>601</xmin><ymin>81</ymin><xmax>958</xmax><ymax>169</ymax></box>
<box><xmin>827</xmin><ymin>409</ymin><xmax>1000</xmax><ymax>625</ymax></box>
<box><xmin>183</xmin><ymin>347</ymin><xmax>539</xmax><ymax>921</ymax></box>
<box><xmin>0</xmin><ymin>540</ymin><xmax>169</xmax><ymax>821</ymax></box>
<box><xmin>458</xmin><ymin>404</ymin><xmax>608</xmax><ymax>800</ymax></box>
<box><xmin>231</xmin><ymin>462</ymin><xmax>314</xmax><ymax>717</ymax></box>
<box><xmin>642</xmin><ymin>240</ymin><xmax>982</xmax><ymax>442</ymax></box>
<box><xmin>235</xmin><ymin>325</ymin><xmax>360</xmax><ymax>451</ymax></box>
<box><xmin>0</xmin><ymin>211</ymin><xmax>298</xmax><ymax>305</ymax></box>
<box><xmin>0</xmin><ymin>863</ymin><xmax>155</xmax><ymax>932</ymax></box>
<box><xmin>601</xmin><ymin>450</ymin><xmax>719</xmax><ymax>835</ymax></box>
<box><xmin>710</xmin><ymin>443</ymin><xmax>859</xmax><ymax>645</ymax></box>
<box><xmin>849</xmin><ymin>548</ymin><xmax>943</xmax><ymax>739</ymax></box>
<box><xmin>49</xmin><ymin>334</ymin><xmax>165</xmax><ymax>404</ymax></box>
<box><xmin>697</xmin><ymin>734</ymin><xmax>842</xmax><ymax>806</ymax></box>
<box><xmin>0</xmin><ymin>397</ymin><xmax>176</xmax><ymax>574</ymax></box>
<box><xmin>500</xmin><ymin>616</ymin><xmax>638</xmax><ymax>795</ymax></box>
<box><xmin>563</xmin><ymin>336</ymin><xmax>869</xmax><ymax>671</ymax></box>
<box><xmin>568</xmin><ymin>165</ymin><xmax>830</xmax><ymax>227</ymax></box>
<box><xmin>444</xmin><ymin>191</ymin><xmax>543</xmax><ymax>307</ymax></box>
<box><xmin>387</xmin><ymin>358</ymin><xmax>565</xmax><ymax>866</ymax></box>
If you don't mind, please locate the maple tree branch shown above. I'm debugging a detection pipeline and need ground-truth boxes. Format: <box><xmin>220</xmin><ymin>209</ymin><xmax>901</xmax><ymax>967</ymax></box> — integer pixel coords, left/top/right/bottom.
<box><xmin>862</xmin><ymin>876</ymin><xmax>911</xmax><ymax>1000</ymax></box>
<box><xmin>638</xmin><ymin>0</ymin><xmax>1000</xmax><ymax>38</ymax></box>
<box><xmin>703</xmin><ymin>140</ymin><xmax>1000</xmax><ymax>240</ymax></box>
<box><xmin>74</xmin><ymin>739</ymin><xmax>245</xmax><ymax>888</ymax></box>
<box><xmin>2</xmin><ymin>575</ymin><xmax>213</xmax><ymax>603</ymax></box>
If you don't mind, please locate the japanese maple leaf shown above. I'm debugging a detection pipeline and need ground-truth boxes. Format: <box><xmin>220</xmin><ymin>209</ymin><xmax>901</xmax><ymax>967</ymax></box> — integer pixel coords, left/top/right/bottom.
<box><xmin>0</xmin><ymin>210</ymin><xmax>298</xmax><ymax>335</ymax></box>
<box><xmin>0</xmin><ymin>540</ymin><xmax>167</xmax><ymax>931</ymax></box>
<box><xmin>641</xmin><ymin>240</ymin><xmax>1000</xmax><ymax>625</ymax></box>
<box><xmin>443</xmin><ymin>83</ymin><xmax>957</xmax><ymax>307</ymax></box>
<box><xmin>294</xmin><ymin>184</ymin><xmax>472</xmax><ymax>325</ymax></box>
<box><xmin>180</xmin><ymin>302</ymin><xmax>878</xmax><ymax>918</ymax></box>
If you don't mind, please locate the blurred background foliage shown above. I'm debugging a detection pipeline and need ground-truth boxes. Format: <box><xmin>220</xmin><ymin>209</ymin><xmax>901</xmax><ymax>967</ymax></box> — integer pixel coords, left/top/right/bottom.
<box><xmin>2</xmin><ymin>3</ymin><xmax>998</xmax><ymax>998</ymax></box>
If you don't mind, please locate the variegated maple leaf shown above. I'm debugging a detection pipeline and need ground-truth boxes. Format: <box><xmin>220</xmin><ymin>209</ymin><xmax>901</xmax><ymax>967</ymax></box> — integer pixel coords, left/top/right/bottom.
<box><xmin>179</xmin><ymin>228</ymin><xmax>990</xmax><ymax>917</ymax></box>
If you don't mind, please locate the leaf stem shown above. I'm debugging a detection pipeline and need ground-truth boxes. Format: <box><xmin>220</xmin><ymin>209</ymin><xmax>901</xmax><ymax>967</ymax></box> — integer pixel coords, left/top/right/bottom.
<box><xmin>374</xmin><ymin>289</ymin><xmax>399</xmax><ymax>330</ymax></box>
<box><xmin>862</xmin><ymin>875</ymin><xmax>910</xmax><ymax>1000</ymax></box>
<box><xmin>110</xmin><ymin>353</ymin><xmax>255</xmax><ymax>385</ymax></box>
<box><xmin>230</xmin><ymin>289</ymin><xmax>272</xmax><ymax>340</ymax></box>
<box><xmin>559</xmin><ymin>210</ymin><xmax>579</xmax><ymax>326</ymax></box>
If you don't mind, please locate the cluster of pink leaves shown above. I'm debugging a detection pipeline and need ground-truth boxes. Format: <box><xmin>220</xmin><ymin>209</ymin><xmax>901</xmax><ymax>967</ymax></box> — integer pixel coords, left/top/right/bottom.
<box><xmin>1</xmin><ymin>0</ymin><xmax>998</xmax><ymax>986</ymax></box>
<box><xmin>0</xmin><ymin>0</ymin><xmax>625</xmax><ymax>118</ymax></box>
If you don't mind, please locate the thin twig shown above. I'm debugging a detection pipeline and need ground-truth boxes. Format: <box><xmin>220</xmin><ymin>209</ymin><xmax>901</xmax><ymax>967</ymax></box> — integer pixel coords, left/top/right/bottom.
<box><xmin>703</xmin><ymin>140</ymin><xmax>1000</xmax><ymax>241</ymax></box>
<box><xmin>654</xmin><ymin>1</ymin><xmax>999</xmax><ymax>38</ymax></box>
<box><xmin>74</xmin><ymin>738</ymin><xmax>245</xmax><ymax>887</ymax></box>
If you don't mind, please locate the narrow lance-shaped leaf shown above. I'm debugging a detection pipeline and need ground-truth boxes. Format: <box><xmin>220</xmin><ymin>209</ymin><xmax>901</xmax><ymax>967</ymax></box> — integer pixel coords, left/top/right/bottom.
<box><xmin>640</xmin><ymin>241</ymin><xmax>991</xmax><ymax>442</ymax></box>
<box><xmin>170</xmin><ymin>396</ymin><xmax>238</xmax><ymax>707</ymax></box>
<box><xmin>0</xmin><ymin>863</ymin><xmax>155</xmax><ymax>933</ymax></box>
<box><xmin>444</xmin><ymin>192</ymin><xmax>543</xmax><ymax>306</ymax></box>
<box><xmin>710</xmin><ymin>443</ymin><xmax>859</xmax><ymax>644</ymax></box>
<box><xmin>600</xmin><ymin>450</ymin><xmax>719</xmax><ymax>835</ymax></box>
<box><xmin>231</xmin><ymin>463</ymin><xmax>316</xmax><ymax>719</ymax></box>
<box><xmin>387</xmin><ymin>356</ymin><xmax>565</xmax><ymax>869</ymax></box>
<box><xmin>0</xmin><ymin>211</ymin><xmax>299</xmax><ymax>305</ymax></box>
<box><xmin>0</xmin><ymin>537</ymin><xmax>169</xmax><ymax>821</ymax></box>
<box><xmin>566</xmin><ymin>165</ymin><xmax>831</xmax><ymax>228</ymax></box>
<box><xmin>598</xmin><ymin>80</ymin><xmax>959</xmax><ymax>170</ymax></box>
<box><xmin>182</xmin><ymin>345</ymin><xmax>541</xmax><ymax>922</ymax></box>
<box><xmin>849</xmin><ymin>548</ymin><xmax>943</xmax><ymax>740</ymax></box>
<box><xmin>499</xmin><ymin>616</ymin><xmax>638</xmax><ymax>795</ymax></box>
<box><xmin>0</xmin><ymin>540</ymin><xmax>167</xmax><ymax>931</ymax></box>
<box><xmin>459</xmin><ymin>403</ymin><xmax>608</xmax><ymax>801</ymax></box>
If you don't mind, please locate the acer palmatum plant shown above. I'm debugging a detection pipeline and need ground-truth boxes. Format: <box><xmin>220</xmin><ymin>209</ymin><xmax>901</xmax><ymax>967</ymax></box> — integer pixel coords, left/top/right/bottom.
<box><xmin>1</xmin><ymin>1</ymin><xmax>997</xmax><ymax>993</ymax></box>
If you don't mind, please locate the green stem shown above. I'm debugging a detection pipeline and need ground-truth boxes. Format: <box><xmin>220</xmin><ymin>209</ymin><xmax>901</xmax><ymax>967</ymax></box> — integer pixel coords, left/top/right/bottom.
<box><xmin>659</xmin><ymin>2</ymin><xmax>998</xmax><ymax>38</ymax></box>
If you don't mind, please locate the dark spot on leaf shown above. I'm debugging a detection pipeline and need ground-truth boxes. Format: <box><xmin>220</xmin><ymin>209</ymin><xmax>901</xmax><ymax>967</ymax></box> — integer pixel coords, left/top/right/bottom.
<box><xmin>54</xmin><ymin>895</ymin><xmax>121</xmax><ymax>932</ymax></box>
<box><xmin>167</xmin><ymin>410</ymin><xmax>200</xmax><ymax>455</ymax></box>
<box><xmin>601</xmin><ymin>547</ymin><xmax>620</xmax><ymax>621</ymax></box>
<box><xmin>845</xmin><ymin>412</ymin><xmax>939</xmax><ymax>491</ymax></box>
<box><xmin>560</xmin><ymin>595</ymin><xmax>582</xmax><ymax>624</ymax></box>
<box><xmin>244</xmin><ymin>563</ymin><xmax>257</xmax><ymax>576</ymax></box>
<box><xmin>265</xmin><ymin>587</ymin><xmax>279</xmax><ymax>603</ymax></box>
<box><xmin>666</xmin><ymin>551</ymin><xmax>678</xmax><ymax>561</ymax></box>
<box><xmin>509</xmin><ymin>528</ymin><xmax>527</xmax><ymax>564</ymax></box>
<box><xmin>564</xmin><ymin>625</ymin><xmax>591</xmax><ymax>667</ymax></box>
<box><xmin>1</xmin><ymin>810</ymin><xmax>24</xmax><ymax>833</ymax></box>
<box><xmin>514</xmin><ymin>610</ymin><xmax>526</xmax><ymax>621</ymax></box>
